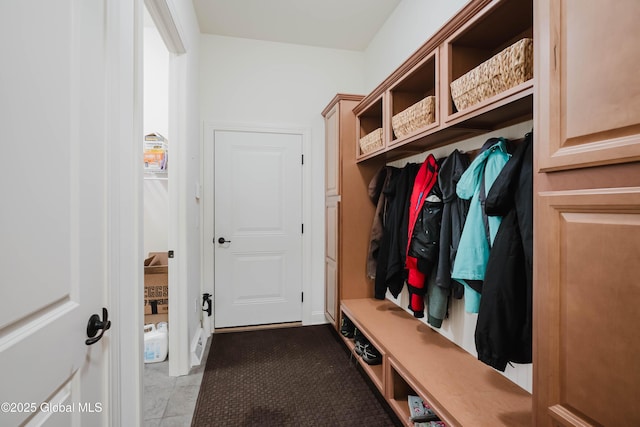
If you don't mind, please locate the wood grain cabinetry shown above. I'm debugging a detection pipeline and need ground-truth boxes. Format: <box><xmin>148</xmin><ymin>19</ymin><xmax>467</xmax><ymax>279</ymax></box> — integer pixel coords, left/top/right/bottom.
<box><xmin>355</xmin><ymin>0</ymin><xmax>533</xmax><ymax>163</ymax></box>
<box><xmin>322</xmin><ymin>94</ymin><xmax>383</xmax><ymax>329</ymax></box>
<box><xmin>325</xmin><ymin>0</ymin><xmax>640</xmax><ymax>425</ymax></box>
<box><xmin>534</xmin><ymin>1</ymin><xmax>640</xmax><ymax>425</ymax></box>
<box><xmin>341</xmin><ymin>299</ymin><xmax>531</xmax><ymax>427</ymax></box>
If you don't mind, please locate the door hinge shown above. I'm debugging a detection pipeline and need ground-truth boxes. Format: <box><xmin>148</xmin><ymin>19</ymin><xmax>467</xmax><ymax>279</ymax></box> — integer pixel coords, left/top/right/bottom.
<box><xmin>168</xmin><ymin>250</ymin><xmax>174</xmax><ymax>258</ymax></box>
<box><xmin>301</xmin><ymin>154</ymin><xmax>304</xmax><ymax>165</ymax></box>
<box><xmin>301</xmin><ymin>223</ymin><xmax>304</xmax><ymax>234</ymax></box>
<box><xmin>301</xmin><ymin>292</ymin><xmax>304</xmax><ymax>303</ymax></box>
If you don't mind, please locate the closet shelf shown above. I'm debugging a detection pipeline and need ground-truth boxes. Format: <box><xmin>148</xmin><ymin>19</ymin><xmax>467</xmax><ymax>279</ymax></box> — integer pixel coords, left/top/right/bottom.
<box><xmin>341</xmin><ymin>298</ymin><xmax>532</xmax><ymax>427</ymax></box>
<box><xmin>358</xmin><ymin>88</ymin><xmax>532</xmax><ymax>163</ymax></box>
<box><xmin>354</xmin><ymin>0</ymin><xmax>533</xmax><ymax>163</ymax></box>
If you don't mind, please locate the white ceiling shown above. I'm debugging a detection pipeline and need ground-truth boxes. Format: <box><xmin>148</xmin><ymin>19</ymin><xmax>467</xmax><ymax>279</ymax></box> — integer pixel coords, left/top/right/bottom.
<box><xmin>192</xmin><ymin>0</ymin><xmax>402</xmax><ymax>51</ymax></box>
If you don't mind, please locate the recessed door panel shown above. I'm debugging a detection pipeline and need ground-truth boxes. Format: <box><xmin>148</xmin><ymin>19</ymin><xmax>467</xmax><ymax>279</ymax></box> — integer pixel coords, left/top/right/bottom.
<box><xmin>538</xmin><ymin>0</ymin><xmax>640</xmax><ymax>171</ymax></box>
<box><xmin>536</xmin><ymin>189</ymin><xmax>640</xmax><ymax>426</ymax></box>
<box><xmin>214</xmin><ymin>130</ymin><xmax>303</xmax><ymax>328</ymax></box>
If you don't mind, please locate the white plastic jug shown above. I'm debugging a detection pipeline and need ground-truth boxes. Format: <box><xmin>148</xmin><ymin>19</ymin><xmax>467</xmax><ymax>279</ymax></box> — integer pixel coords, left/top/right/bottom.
<box><xmin>144</xmin><ymin>322</ymin><xmax>168</xmax><ymax>363</ymax></box>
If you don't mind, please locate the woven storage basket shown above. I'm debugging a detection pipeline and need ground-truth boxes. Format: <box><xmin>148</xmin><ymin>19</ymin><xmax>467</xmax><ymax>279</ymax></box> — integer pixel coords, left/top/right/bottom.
<box><xmin>450</xmin><ymin>38</ymin><xmax>533</xmax><ymax>112</ymax></box>
<box><xmin>359</xmin><ymin>128</ymin><xmax>384</xmax><ymax>155</ymax></box>
<box><xmin>392</xmin><ymin>96</ymin><xmax>436</xmax><ymax>139</ymax></box>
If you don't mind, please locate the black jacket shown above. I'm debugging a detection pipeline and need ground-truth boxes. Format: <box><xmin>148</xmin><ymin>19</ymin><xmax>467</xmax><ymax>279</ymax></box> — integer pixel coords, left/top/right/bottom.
<box><xmin>434</xmin><ymin>150</ymin><xmax>470</xmax><ymax>299</ymax></box>
<box><xmin>366</xmin><ymin>166</ymin><xmax>398</xmax><ymax>279</ymax></box>
<box><xmin>475</xmin><ymin>132</ymin><xmax>533</xmax><ymax>371</ymax></box>
<box><xmin>374</xmin><ymin>163</ymin><xmax>419</xmax><ymax>299</ymax></box>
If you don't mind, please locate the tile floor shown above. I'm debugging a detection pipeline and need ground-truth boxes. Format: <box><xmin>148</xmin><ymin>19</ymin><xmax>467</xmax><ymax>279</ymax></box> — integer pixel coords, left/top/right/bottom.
<box><xmin>144</xmin><ymin>338</ymin><xmax>211</xmax><ymax>427</ymax></box>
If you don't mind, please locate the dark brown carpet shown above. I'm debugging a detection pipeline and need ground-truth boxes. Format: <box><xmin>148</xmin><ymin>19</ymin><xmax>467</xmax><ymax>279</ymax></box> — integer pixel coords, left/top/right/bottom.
<box><xmin>191</xmin><ymin>324</ymin><xmax>400</xmax><ymax>426</ymax></box>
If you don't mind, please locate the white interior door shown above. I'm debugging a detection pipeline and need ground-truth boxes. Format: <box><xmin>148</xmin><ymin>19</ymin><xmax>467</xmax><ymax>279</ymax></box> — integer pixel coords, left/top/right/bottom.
<box><xmin>214</xmin><ymin>130</ymin><xmax>303</xmax><ymax>328</ymax></box>
<box><xmin>0</xmin><ymin>1</ymin><xmax>111</xmax><ymax>425</ymax></box>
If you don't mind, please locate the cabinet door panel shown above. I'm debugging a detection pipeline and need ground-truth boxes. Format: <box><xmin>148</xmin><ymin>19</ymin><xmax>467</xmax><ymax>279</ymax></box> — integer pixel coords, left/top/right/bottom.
<box><xmin>537</xmin><ymin>190</ymin><xmax>640</xmax><ymax>426</ymax></box>
<box><xmin>537</xmin><ymin>0</ymin><xmax>640</xmax><ymax>171</ymax></box>
<box><xmin>325</xmin><ymin>105</ymin><xmax>340</xmax><ymax>195</ymax></box>
<box><xmin>535</xmin><ymin>2</ymin><xmax>640</xmax><ymax>426</ymax></box>
<box><xmin>326</xmin><ymin>199</ymin><xmax>338</xmax><ymax>262</ymax></box>
<box><xmin>325</xmin><ymin>258</ymin><xmax>338</xmax><ymax>324</ymax></box>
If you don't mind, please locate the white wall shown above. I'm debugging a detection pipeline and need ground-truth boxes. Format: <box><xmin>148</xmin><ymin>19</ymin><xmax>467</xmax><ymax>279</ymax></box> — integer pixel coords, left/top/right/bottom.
<box><xmin>199</xmin><ymin>35</ymin><xmax>366</xmax><ymax>324</ymax></box>
<box><xmin>143</xmin><ymin>25</ymin><xmax>169</xmax><ymax>257</ymax></box>
<box><xmin>361</xmin><ymin>0</ymin><xmax>533</xmax><ymax>392</ymax></box>
<box><xmin>196</xmin><ymin>0</ymin><xmax>533</xmax><ymax>391</ymax></box>
<box><xmin>143</xmin><ymin>26</ymin><xmax>169</xmax><ymax>138</ymax></box>
<box><xmin>168</xmin><ymin>0</ymin><xmax>202</xmax><ymax>374</ymax></box>
<box><xmin>363</xmin><ymin>0</ymin><xmax>468</xmax><ymax>91</ymax></box>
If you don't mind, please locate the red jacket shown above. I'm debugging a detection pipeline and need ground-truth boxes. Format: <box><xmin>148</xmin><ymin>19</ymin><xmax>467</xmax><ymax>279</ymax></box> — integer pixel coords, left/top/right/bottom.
<box><xmin>405</xmin><ymin>154</ymin><xmax>439</xmax><ymax>317</ymax></box>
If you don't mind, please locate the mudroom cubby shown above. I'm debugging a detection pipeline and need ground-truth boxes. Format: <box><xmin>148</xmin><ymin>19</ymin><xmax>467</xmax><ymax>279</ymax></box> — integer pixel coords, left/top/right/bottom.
<box><xmin>355</xmin><ymin>95</ymin><xmax>385</xmax><ymax>160</ymax></box>
<box><xmin>353</xmin><ymin>0</ymin><xmax>533</xmax><ymax>164</ymax></box>
<box><xmin>387</xmin><ymin>359</ymin><xmax>444</xmax><ymax>427</ymax></box>
<box><xmin>388</xmin><ymin>51</ymin><xmax>438</xmax><ymax>147</ymax></box>
<box><xmin>338</xmin><ymin>314</ymin><xmax>386</xmax><ymax>395</ymax></box>
<box><xmin>445</xmin><ymin>0</ymin><xmax>533</xmax><ymax>122</ymax></box>
<box><xmin>341</xmin><ymin>299</ymin><xmax>531</xmax><ymax>426</ymax></box>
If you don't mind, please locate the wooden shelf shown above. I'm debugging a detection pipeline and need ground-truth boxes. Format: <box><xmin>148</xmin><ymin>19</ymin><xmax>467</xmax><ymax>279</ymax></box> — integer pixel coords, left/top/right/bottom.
<box><xmin>354</xmin><ymin>0</ymin><xmax>533</xmax><ymax>164</ymax></box>
<box><xmin>355</xmin><ymin>95</ymin><xmax>385</xmax><ymax>159</ymax></box>
<box><xmin>341</xmin><ymin>298</ymin><xmax>532</xmax><ymax>427</ymax></box>
<box><xmin>339</xmin><ymin>318</ymin><xmax>385</xmax><ymax>394</ymax></box>
<box><xmin>445</xmin><ymin>0</ymin><xmax>532</xmax><ymax>118</ymax></box>
<box><xmin>388</xmin><ymin>51</ymin><xmax>439</xmax><ymax>147</ymax></box>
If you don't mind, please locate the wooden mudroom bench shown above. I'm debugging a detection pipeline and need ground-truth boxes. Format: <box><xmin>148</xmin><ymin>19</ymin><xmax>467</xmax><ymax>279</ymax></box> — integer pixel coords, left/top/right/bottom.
<box><xmin>340</xmin><ymin>298</ymin><xmax>532</xmax><ymax>427</ymax></box>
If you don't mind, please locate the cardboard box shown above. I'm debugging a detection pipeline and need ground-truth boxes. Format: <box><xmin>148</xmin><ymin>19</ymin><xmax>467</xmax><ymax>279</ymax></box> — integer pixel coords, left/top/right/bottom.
<box><xmin>144</xmin><ymin>252</ymin><xmax>168</xmax><ymax>316</ymax></box>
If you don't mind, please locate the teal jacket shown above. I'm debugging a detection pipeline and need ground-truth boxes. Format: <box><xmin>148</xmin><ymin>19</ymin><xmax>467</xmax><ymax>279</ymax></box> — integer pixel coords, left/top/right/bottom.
<box><xmin>451</xmin><ymin>138</ymin><xmax>510</xmax><ymax>313</ymax></box>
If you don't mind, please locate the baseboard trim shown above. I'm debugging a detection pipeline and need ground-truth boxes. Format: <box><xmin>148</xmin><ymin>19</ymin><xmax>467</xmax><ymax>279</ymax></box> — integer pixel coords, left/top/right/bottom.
<box><xmin>214</xmin><ymin>321</ymin><xmax>302</xmax><ymax>334</ymax></box>
<box><xmin>311</xmin><ymin>310</ymin><xmax>328</xmax><ymax>325</ymax></box>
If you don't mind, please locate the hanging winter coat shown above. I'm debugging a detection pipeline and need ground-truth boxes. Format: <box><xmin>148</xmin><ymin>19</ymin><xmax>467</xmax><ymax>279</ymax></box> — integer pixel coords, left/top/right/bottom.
<box><xmin>451</xmin><ymin>137</ymin><xmax>510</xmax><ymax>313</ymax></box>
<box><xmin>475</xmin><ymin>132</ymin><xmax>533</xmax><ymax>372</ymax></box>
<box><xmin>408</xmin><ymin>181</ymin><xmax>445</xmax><ymax>325</ymax></box>
<box><xmin>374</xmin><ymin>163</ymin><xmax>419</xmax><ymax>300</ymax></box>
<box><xmin>405</xmin><ymin>155</ymin><xmax>441</xmax><ymax>318</ymax></box>
<box><xmin>366</xmin><ymin>166</ymin><xmax>399</xmax><ymax>279</ymax></box>
<box><xmin>434</xmin><ymin>149</ymin><xmax>470</xmax><ymax>300</ymax></box>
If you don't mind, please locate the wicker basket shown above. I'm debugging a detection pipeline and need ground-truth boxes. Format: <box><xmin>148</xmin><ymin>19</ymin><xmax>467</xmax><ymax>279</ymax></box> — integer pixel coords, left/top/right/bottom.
<box><xmin>359</xmin><ymin>128</ymin><xmax>384</xmax><ymax>155</ymax></box>
<box><xmin>450</xmin><ymin>38</ymin><xmax>533</xmax><ymax>112</ymax></box>
<box><xmin>391</xmin><ymin>96</ymin><xmax>436</xmax><ymax>139</ymax></box>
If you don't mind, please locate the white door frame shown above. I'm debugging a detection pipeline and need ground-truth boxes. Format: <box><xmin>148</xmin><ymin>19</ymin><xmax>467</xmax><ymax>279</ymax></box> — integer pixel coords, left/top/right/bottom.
<box><xmin>202</xmin><ymin>123</ymin><xmax>313</xmax><ymax>335</ymax></box>
<box><xmin>144</xmin><ymin>0</ymin><xmax>190</xmax><ymax>378</ymax></box>
<box><xmin>107</xmin><ymin>0</ymin><xmax>143</xmax><ymax>424</ymax></box>
<box><xmin>108</xmin><ymin>0</ymin><xmax>190</xmax><ymax>424</ymax></box>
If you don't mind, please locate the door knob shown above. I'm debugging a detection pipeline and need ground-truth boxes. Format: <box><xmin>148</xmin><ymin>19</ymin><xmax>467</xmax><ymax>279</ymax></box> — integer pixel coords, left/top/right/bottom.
<box><xmin>85</xmin><ymin>307</ymin><xmax>112</xmax><ymax>346</ymax></box>
<box><xmin>217</xmin><ymin>237</ymin><xmax>231</xmax><ymax>244</ymax></box>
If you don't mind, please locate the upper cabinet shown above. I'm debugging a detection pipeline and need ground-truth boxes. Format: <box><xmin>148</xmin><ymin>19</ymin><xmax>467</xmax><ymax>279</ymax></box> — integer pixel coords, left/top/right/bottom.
<box><xmin>536</xmin><ymin>0</ymin><xmax>640</xmax><ymax>171</ymax></box>
<box><xmin>355</xmin><ymin>0</ymin><xmax>534</xmax><ymax>163</ymax></box>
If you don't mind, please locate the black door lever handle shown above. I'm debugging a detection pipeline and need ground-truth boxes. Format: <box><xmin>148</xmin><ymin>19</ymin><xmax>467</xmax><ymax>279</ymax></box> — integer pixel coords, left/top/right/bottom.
<box><xmin>218</xmin><ymin>237</ymin><xmax>231</xmax><ymax>244</ymax></box>
<box><xmin>86</xmin><ymin>307</ymin><xmax>112</xmax><ymax>346</ymax></box>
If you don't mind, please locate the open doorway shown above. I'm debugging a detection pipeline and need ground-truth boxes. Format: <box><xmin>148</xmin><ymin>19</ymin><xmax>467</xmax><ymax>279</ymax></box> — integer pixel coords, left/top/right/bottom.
<box><xmin>141</xmin><ymin>1</ymin><xmax>206</xmax><ymax>422</ymax></box>
<box><xmin>142</xmin><ymin>5</ymin><xmax>174</xmax><ymax>420</ymax></box>
<box><xmin>143</xmin><ymin>4</ymin><xmax>170</xmax><ymax>334</ymax></box>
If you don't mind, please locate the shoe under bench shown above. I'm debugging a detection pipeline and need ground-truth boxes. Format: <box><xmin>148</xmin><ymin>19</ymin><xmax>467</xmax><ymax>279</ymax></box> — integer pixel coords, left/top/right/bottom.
<box><xmin>340</xmin><ymin>298</ymin><xmax>532</xmax><ymax>427</ymax></box>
